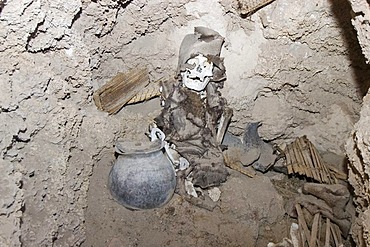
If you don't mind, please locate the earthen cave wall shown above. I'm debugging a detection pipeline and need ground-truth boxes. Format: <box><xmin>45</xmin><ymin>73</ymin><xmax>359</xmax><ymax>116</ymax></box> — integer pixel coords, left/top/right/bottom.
<box><xmin>0</xmin><ymin>0</ymin><xmax>368</xmax><ymax>245</ymax></box>
<box><xmin>346</xmin><ymin>0</ymin><xmax>370</xmax><ymax>245</ymax></box>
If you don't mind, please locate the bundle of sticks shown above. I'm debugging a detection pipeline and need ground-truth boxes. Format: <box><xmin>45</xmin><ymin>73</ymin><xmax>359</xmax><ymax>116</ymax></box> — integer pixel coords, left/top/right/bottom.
<box><xmin>93</xmin><ymin>68</ymin><xmax>162</xmax><ymax>114</ymax></box>
<box><xmin>283</xmin><ymin>136</ymin><xmax>346</xmax><ymax>184</ymax></box>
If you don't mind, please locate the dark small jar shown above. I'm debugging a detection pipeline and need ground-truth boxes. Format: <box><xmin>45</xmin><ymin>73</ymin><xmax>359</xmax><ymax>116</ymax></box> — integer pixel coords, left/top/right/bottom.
<box><xmin>108</xmin><ymin>140</ymin><xmax>176</xmax><ymax>210</ymax></box>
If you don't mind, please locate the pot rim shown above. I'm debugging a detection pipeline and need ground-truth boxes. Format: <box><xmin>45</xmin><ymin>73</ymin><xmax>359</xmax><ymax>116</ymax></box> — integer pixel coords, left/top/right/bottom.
<box><xmin>115</xmin><ymin>140</ymin><xmax>164</xmax><ymax>155</ymax></box>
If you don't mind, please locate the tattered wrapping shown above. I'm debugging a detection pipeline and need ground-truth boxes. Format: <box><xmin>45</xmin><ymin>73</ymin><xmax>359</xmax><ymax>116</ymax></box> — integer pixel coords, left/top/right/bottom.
<box><xmin>155</xmin><ymin>27</ymin><xmax>230</xmax><ymax>200</ymax></box>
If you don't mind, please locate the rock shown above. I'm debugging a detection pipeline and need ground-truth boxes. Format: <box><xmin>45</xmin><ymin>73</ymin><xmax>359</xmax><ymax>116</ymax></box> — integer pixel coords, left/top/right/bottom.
<box><xmin>222</xmin><ymin>123</ymin><xmax>277</xmax><ymax>173</ymax></box>
<box><xmin>302</xmin><ymin>183</ymin><xmax>350</xmax><ymax>209</ymax></box>
<box><xmin>347</xmin><ymin>0</ymin><xmax>370</xmax><ymax>63</ymax></box>
<box><xmin>207</xmin><ymin>187</ymin><xmax>221</xmax><ymax>202</ymax></box>
<box><xmin>346</xmin><ymin>92</ymin><xmax>370</xmax><ymax>245</ymax></box>
<box><xmin>242</xmin><ymin>123</ymin><xmax>276</xmax><ymax>172</ymax></box>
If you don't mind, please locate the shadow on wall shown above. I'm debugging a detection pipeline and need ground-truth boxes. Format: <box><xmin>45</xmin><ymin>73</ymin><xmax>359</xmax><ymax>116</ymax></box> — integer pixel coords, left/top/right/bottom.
<box><xmin>330</xmin><ymin>0</ymin><xmax>370</xmax><ymax>96</ymax></box>
<box><xmin>0</xmin><ymin>0</ymin><xmax>7</xmax><ymax>14</ymax></box>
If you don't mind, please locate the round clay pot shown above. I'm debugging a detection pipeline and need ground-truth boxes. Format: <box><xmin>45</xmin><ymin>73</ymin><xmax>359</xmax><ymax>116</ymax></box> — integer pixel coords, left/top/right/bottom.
<box><xmin>108</xmin><ymin>140</ymin><xmax>176</xmax><ymax>210</ymax></box>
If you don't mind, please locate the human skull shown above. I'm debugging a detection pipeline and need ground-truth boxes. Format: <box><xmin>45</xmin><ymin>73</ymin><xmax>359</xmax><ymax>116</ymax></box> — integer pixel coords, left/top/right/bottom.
<box><xmin>181</xmin><ymin>54</ymin><xmax>213</xmax><ymax>91</ymax></box>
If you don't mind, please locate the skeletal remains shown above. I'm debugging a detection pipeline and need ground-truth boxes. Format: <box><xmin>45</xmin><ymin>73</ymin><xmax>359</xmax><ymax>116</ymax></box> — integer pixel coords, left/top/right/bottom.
<box><xmin>154</xmin><ymin>27</ymin><xmax>230</xmax><ymax>209</ymax></box>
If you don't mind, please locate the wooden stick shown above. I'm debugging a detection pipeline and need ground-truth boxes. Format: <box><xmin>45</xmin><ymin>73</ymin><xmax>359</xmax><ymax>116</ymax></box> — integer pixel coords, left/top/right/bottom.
<box><xmin>238</xmin><ymin>0</ymin><xmax>277</xmax><ymax>15</ymax></box>
<box><xmin>327</xmin><ymin>164</ymin><xmax>347</xmax><ymax>180</ymax></box>
<box><xmin>332</xmin><ymin>223</ymin><xmax>343</xmax><ymax>246</ymax></box>
<box><xmin>307</xmin><ymin>141</ymin><xmax>323</xmax><ymax>183</ymax></box>
<box><xmin>284</xmin><ymin>136</ymin><xmax>338</xmax><ymax>184</ymax></box>
<box><xmin>299</xmin><ymin>136</ymin><xmax>319</xmax><ymax>181</ymax></box>
<box><xmin>291</xmin><ymin>140</ymin><xmax>303</xmax><ymax>175</ymax></box>
<box><xmin>309</xmin><ymin>213</ymin><xmax>320</xmax><ymax>247</ymax></box>
<box><xmin>330</xmin><ymin>224</ymin><xmax>340</xmax><ymax>246</ymax></box>
<box><xmin>296</xmin><ymin>204</ymin><xmax>311</xmax><ymax>246</ymax></box>
<box><xmin>317</xmin><ymin>213</ymin><xmax>322</xmax><ymax>246</ymax></box>
<box><xmin>223</xmin><ymin>154</ymin><xmax>255</xmax><ymax>178</ymax></box>
<box><xmin>216</xmin><ymin>107</ymin><xmax>233</xmax><ymax>145</ymax></box>
<box><xmin>286</xmin><ymin>143</ymin><xmax>296</xmax><ymax>173</ymax></box>
<box><xmin>292</xmin><ymin>140</ymin><xmax>306</xmax><ymax>176</ymax></box>
<box><xmin>314</xmin><ymin>146</ymin><xmax>334</xmax><ymax>184</ymax></box>
<box><xmin>308</xmin><ymin>141</ymin><xmax>327</xmax><ymax>183</ymax></box>
<box><xmin>325</xmin><ymin>218</ymin><xmax>331</xmax><ymax>247</ymax></box>
<box><xmin>299</xmin><ymin>226</ymin><xmax>306</xmax><ymax>247</ymax></box>
<box><xmin>307</xmin><ymin>140</ymin><xmax>334</xmax><ymax>184</ymax></box>
<box><xmin>285</xmin><ymin>144</ymin><xmax>294</xmax><ymax>174</ymax></box>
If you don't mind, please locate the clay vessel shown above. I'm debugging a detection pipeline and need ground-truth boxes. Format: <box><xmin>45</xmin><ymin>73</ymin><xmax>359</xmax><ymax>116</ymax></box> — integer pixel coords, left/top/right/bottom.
<box><xmin>108</xmin><ymin>140</ymin><xmax>176</xmax><ymax>210</ymax></box>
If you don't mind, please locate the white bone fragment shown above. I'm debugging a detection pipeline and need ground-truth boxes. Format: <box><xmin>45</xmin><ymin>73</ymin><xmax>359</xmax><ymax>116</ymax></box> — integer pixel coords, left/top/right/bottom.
<box><xmin>150</xmin><ymin>127</ymin><xmax>166</xmax><ymax>141</ymax></box>
<box><xmin>179</xmin><ymin>157</ymin><xmax>190</xmax><ymax>171</ymax></box>
<box><xmin>185</xmin><ymin>179</ymin><xmax>198</xmax><ymax>197</ymax></box>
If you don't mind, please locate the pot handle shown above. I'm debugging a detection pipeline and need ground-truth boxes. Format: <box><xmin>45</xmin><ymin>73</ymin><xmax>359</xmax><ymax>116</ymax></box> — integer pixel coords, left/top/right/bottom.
<box><xmin>149</xmin><ymin>128</ymin><xmax>174</xmax><ymax>163</ymax></box>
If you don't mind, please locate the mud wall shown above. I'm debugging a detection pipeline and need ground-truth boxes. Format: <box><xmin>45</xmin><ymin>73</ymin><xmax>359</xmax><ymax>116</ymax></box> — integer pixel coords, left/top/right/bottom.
<box><xmin>346</xmin><ymin>92</ymin><xmax>370</xmax><ymax>246</ymax></box>
<box><xmin>346</xmin><ymin>0</ymin><xmax>370</xmax><ymax>245</ymax></box>
<box><xmin>0</xmin><ymin>0</ymin><xmax>368</xmax><ymax>245</ymax></box>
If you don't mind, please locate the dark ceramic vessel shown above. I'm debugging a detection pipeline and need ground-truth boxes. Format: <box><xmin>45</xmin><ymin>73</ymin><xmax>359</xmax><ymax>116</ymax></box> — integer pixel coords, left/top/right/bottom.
<box><xmin>108</xmin><ymin>140</ymin><xmax>176</xmax><ymax>210</ymax></box>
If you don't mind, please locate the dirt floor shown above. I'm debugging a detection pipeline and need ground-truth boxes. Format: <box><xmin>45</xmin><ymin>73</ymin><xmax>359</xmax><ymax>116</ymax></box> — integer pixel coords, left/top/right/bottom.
<box><xmin>83</xmin><ymin>152</ymin><xmax>295</xmax><ymax>247</ymax></box>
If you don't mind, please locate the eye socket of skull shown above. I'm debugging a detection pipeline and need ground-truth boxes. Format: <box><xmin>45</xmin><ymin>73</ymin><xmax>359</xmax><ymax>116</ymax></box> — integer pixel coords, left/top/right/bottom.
<box><xmin>186</xmin><ymin>55</ymin><xmax>212</xmax><ymax>78</ymax></box>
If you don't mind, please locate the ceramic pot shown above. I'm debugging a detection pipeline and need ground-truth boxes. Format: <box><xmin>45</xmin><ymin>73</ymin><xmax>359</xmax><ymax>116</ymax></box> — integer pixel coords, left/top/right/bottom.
<box><xmin>108</xmin><ymin>140</ymin><xmax>176</xmax><ymax>210</ymax></box>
